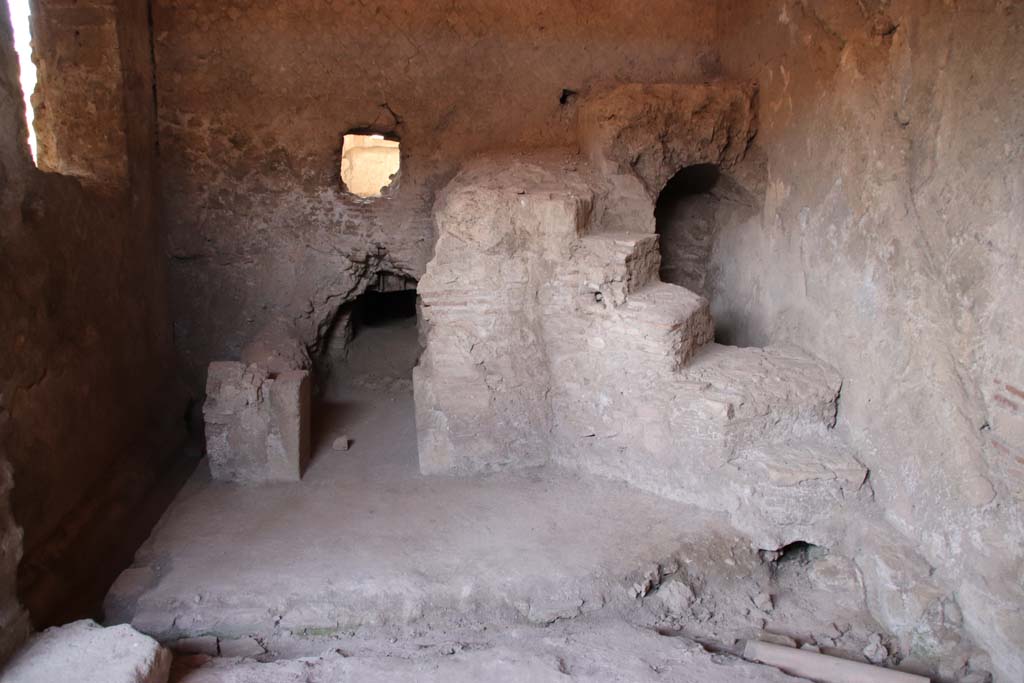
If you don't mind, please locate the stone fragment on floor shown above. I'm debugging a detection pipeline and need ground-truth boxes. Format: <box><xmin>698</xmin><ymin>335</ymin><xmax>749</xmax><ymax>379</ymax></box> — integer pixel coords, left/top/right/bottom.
<box><xmin>0</xmin><ymin>619</ymin><xmax>170</xmax><ymax>683</ymax></box>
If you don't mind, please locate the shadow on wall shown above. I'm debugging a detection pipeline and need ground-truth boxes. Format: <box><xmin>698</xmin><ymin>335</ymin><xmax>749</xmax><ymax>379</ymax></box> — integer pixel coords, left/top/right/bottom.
<box><xmin>654</xmin><ymin>163</ymin><xmax>760</xmax><ymax>346</ymax></box>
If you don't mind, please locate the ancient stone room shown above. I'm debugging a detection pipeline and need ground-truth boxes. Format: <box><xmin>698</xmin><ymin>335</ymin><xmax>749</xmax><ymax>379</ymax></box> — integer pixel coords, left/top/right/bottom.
<box><xmin>0</xmin><ymin>1</ymin><xmax>1021</xmax><ymax>682</ymax></box>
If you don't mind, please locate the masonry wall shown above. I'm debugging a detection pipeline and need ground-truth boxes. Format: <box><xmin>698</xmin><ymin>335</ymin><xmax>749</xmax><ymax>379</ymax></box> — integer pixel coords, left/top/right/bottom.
<box><xmin>32</xmin><ymin>0</ymin><xmax>128</xmax><ymax>187</ymax></box>
<box><xmin>0</xmin><ymin>6</ymin><xmax>32</xmax><ymax>663</ymax></box>
<box><xmin>712</xmin><ymin>2</ymin><xmax>1024</xmax><ymax>679</ymax></box>
<box><xmin>145</xmin><ymin>1</ymin><xmax>1022</xmax><ymax>678</ymax></box>
<box><xmin>0</xmin><ymin>0</ymin><xmax>184</xmax><ymax>642</ymax></box>
<box><xmin>151</xmin><ymin>0</ymin><xmax>718</xmax><ymax>388</ymax></box>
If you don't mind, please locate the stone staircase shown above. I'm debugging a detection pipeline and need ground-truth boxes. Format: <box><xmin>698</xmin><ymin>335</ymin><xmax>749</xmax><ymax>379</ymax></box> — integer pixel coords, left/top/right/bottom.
<box><xmin>547</xmin><ymin>215</ymin><xmax>867</xmax><ymax>548</ymax></box>
<box><xmin>415</xmin><ymin>155</ymin><xmax>869</xmax><ymax>550</ymax></box>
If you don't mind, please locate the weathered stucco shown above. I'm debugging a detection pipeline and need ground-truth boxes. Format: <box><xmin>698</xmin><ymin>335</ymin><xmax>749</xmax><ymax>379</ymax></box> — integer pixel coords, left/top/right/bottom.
<box><xmin>710</xmin><ymin>2</ymin><xmax>1024</xmax><ymax>680</ymax></box>
<box><xmin>151</xmin><ymin>0</ymin><xmax>720</xmax><ymax>388</ymax></box>
<box><xmin>0</xmin><ymin>0</ymin><xmax>184</xmax><ymax>647</ymax></box>
<box><xmin>0</xmin><ymin>5</ymin><xmax>32</xmax><ymax>663</ymax></box>
<box><xmin>0</xmin><ymin>0</ymin><xmax>1021</xmax><ymax>679</ymax></box>
<box><xmin>151</xmin><ymin>1</ymin><xmax>1023</xmax><ymax>678</ymax></box>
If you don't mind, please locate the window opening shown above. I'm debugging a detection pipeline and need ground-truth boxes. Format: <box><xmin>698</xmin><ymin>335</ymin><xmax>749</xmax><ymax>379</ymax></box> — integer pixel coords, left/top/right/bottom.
<box><xmin>340</xmin><ymin>132</ymin><xmax>400</xmax><ymax>198</ymax></box>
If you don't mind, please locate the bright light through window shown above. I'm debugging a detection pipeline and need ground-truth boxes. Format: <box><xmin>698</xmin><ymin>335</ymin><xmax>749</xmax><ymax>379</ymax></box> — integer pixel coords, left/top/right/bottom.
<box><xmin>340</xmin><ymin>133</ymin><xmax>400</xmax><ymax>198</ymax></box>
<box><xmin>6</xmin><ymin>0</ymin><xmax>37</xmax><ymax>162</ymax></box>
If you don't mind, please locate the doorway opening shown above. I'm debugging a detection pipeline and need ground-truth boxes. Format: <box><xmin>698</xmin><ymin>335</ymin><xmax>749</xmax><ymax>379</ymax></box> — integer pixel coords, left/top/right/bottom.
<box><xmin>310</xmin><ymin>282</ymin><xmax>419</xmax><ymax>469</ymax></box>
<box><xmin>340</xmin><ymin>288</ymin><xmax>419</xmax><ymax>391</ymax></box>
<box><xmin>654</xmin><ymin>164</ymin><xmax>761</xmax><ymax>346</ymax></box>
<box><xmin>317</xmin><ymin>283</ymin><xmax>419</xmax><ymax>399</ymax></box>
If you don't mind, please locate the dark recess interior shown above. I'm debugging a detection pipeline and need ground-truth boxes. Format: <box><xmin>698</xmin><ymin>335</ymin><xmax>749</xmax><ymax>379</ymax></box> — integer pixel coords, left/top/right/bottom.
<box><xmin>654</xmin><ymin>163</ymin><xmax>721</xmax><ymax>294</ymax></box>
<box><xmin>315</xmin><ymin>287</ymin><xmax>419</xmax><ymax>388</ymax></box>
<box><xmin>352</xmin><ymin>289</ymin><xmax>417</xmax><ymax>329</ymax></box>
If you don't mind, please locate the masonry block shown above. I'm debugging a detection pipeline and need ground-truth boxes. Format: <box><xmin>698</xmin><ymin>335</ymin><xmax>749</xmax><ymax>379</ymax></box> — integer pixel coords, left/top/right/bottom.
<box><xmin>1</xmin><ymin>620</ymin><xmax>171</xmax><ymax>683</ymax></box>
<box><xmin>203</xmin><ymin>362</ymin><xmax>311</xmax><ymax>483</ymax></box>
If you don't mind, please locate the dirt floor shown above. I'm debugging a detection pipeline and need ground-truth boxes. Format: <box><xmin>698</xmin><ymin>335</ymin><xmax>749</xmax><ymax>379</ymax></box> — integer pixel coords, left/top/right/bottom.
<box><xmin>105</xmin><ymin>315</ymin><xmax>917</xmax><ymax>681</ymax></box>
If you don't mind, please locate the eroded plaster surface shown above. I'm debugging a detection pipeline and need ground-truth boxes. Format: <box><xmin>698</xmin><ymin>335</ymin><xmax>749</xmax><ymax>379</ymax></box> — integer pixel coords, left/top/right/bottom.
<box><xmin>0</xmin><ymin>0</ymin><xmax>184</xmax><ymax>643</ymax></box>
<box><xmin>150</xmin><ymin>0</ymin><xmax>719</xmax><ymax>388</ymax></box>
<box><xmin>1</xmin><ymin>1</ymin><xmax>1021</xmax><ymax>680</ymax></box>
<box><xmin>711</xmin><ymin>2</ymin><xmax>1024</xmax><ymax>679</ymax></box>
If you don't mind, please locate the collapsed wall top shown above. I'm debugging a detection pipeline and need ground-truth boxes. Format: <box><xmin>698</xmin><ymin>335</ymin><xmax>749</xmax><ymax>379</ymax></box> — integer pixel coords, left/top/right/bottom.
<box><xmin>578</xmin><ymin>82</ymin><xmax>758</xmax><ymax>198</ymax></box>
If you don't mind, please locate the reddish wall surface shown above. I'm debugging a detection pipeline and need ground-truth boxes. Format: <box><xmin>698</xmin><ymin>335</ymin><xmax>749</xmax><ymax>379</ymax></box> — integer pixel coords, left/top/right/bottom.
<box><xmin>0</xmin><ymin>0</ymin><xmax>184</xmax><ymax>639</ymax></box>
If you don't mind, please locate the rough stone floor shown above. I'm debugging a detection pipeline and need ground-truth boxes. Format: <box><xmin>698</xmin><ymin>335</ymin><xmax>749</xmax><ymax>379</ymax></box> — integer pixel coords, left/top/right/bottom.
<box><xmin>106</xmin><ymin>318</ymin><xmax>880</xmax><ymax>681</ymax></box>
<box><xmin>168</xmin><ymin>620</ymin><xmax>802</xmax><ymax>682</ymax></box>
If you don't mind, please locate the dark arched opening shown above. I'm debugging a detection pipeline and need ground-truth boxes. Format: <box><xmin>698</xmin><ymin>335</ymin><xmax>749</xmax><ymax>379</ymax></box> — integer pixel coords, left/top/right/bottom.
<box><xmin>316</xmin><ymin>284</ymin><xmax>419</xmax><ymax>395</ymax></box>
<box><xmin>310</xmin><ymin>281</ymin><xmax>420</xmax><ymax>456</ymax></box>
<box><xmin>654</xmin><ymin>163</ymin><xmax>721</xmax><ymax>296</ymax></box>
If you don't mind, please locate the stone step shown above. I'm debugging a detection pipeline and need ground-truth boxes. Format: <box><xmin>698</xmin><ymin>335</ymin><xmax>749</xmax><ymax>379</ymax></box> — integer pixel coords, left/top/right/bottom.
<box><xmin>542</xmin><ymin>232</ymin><xmax>661</xmax><ymax>312</ymax></box>
<box><xmin>679</xmin><ymin>343</ymin><xmax>843</xmax><ymax>440</ymax></box>
<box><xmin>549</xmin><ymin>343</ymin><xmax>846</xmax><ymax>512</ymax></box>
<box><xmin>573</xmin><ymin>232</ymin><xmax>661</xmax><ymax>304</ymax></box>
<box><xmin>543</xmin><ymin>281</ymin><xmax>714</xmax><ymax>375</ymax></box>
<box><xmin>610</xmin><ymin>282</ymin><xmax>714</xmax><ymax>370</ymax></box>
<box><xmin>170</xmin><ymin>620</ymin><xmax>802</xmax><ymax>683</ymax></box>
<box><xmin>725</xmin><ymin>435</ymin><xmax>870</xmax><ymax>550</ymax></box>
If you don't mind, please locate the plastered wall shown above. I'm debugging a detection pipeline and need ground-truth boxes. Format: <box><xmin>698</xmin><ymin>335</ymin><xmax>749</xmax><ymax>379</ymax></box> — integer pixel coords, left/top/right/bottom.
<box><xmin>713</xmin><ymin>2</ymin><xmax>1024</xmax><ymax>679</ymax></box>
<box><xmin>151</xmin><ymin>0</ymin><xmax>719</xmax><ymax>388</ymax></box>
<box><xmin>0</xmin><ymin>0</ymin><xmax>184</xmax><ymax>642</ymax></box>
<box><xmin>154</xmin><ymin>2</ymin><xmax>1023</xmax><ymax>677</ymax></box>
